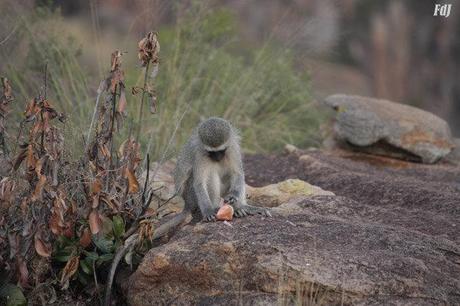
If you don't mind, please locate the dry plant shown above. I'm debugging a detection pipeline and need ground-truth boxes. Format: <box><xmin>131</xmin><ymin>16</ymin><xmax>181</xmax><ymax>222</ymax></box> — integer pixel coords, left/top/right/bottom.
<box><xmin>134</xmin><ymin>31</ymin><xmax>160</xmax><ymax>141</ymax></box>
<box><xmin>0</xmin><ymin>31</ymin><xmax>162</xmax><ymax>306</ymax></box>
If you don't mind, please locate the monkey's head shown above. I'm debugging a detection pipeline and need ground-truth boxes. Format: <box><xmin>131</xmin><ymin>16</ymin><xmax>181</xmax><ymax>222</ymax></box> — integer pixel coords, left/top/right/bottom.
<box><xmin>198</xmin><ymin>117</ymin><xmax>232</xmax><ymax>162</ymax></box>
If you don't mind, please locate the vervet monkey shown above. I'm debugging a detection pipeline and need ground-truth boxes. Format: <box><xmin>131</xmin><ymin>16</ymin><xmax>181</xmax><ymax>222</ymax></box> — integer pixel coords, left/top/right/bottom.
<box><xmin>105</xmin><ymin>118</ymin><xmax>270</xmax><ymax>303</ymax></box>
<box><xmin>174</xmin><ymin>117</ymin><xmax>271</xmax><ymax>221</ymax></box>
<box><xmin>148</xmin><ymin>117</ymin><xmax>270</xmax><ymax>240</ymax></box>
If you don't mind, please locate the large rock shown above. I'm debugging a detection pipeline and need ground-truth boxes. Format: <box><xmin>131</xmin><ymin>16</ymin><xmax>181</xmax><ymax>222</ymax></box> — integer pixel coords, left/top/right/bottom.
<box><xmin>324</xmin><ymin>94</ymin><xmax>454</xmax><ymax>163</ymax></box>
<box><xmin>126</xmin><ymin>195</ymin><xmax>459</xmax><ymax>305</ymax></box>
<box><xmin>445</xmin><ymin>138</ymin><xmax>460</xmax><ymax>165</ymax></box>
<box><xmin>142</xmin><ymin>159</ymin><xmax>184</xmax><ymax>217</ymax></box>
<box><xmin>126</xmin><ymin>151</ymin><xmax>460</xmax><ymax>305</ymax></box>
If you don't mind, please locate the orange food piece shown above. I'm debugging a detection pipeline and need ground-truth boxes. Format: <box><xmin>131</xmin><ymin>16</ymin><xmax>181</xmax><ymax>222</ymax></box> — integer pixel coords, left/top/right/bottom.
<box><xmin>216</xmin><ymin>204</ymin><xmax>234</xmax><ymax>221</ymax></box>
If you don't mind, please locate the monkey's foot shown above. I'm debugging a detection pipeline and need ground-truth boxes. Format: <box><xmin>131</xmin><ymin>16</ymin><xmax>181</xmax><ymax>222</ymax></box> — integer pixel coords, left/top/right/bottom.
<box><xmin>202</xmin><ymin>213</ymin><xmax>218</xmax><ymax>222</ymax></box>
<box><xmin>234</xmin><ymin>205</ymin><xmax>272</xmax><ymax>218</ymax></box>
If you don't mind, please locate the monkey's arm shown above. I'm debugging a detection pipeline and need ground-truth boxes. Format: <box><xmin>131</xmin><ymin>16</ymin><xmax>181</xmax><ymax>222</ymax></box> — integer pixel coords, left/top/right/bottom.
<box><xmin>193</xmin><ymin>175</ymin><xmax>219</xmax><ymax>222</ymax></box>
<box><xmin>224</xmin><ymin>170</ymin><xmax>245</xmax><ymax>203</ymax></box>
<box><xmin>224</xmin><ymin>172</ymin><xmax>271</xmax><ymax>218</ymax></box>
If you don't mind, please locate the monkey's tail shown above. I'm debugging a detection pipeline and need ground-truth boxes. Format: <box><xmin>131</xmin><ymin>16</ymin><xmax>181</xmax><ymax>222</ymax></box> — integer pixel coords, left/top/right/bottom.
<box><xmin>152</xmin><ymin>210</ymin><xmax>191</xmax><ymax>240</ymax></box>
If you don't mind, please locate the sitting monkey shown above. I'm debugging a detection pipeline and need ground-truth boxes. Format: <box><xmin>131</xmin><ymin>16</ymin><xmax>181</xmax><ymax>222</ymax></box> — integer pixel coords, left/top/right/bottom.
<box><xmin>174</xmin><ymin>117</ymin><xmax>270</xmax><ymax>221</ymax></box>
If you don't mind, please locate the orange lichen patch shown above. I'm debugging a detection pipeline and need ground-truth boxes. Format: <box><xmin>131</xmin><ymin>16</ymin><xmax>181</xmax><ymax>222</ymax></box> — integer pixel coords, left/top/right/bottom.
<box><xmin>401</xmin><ymin>129</ymin><xmax>454</xmax><ymax>149</ymax></box>
<box><xmin>343</xmin><ymin>153</ymin><xmax>413</xmax><ymax>169</ymax></box>
<box><xmin>152</xmin><ymin>253</ymin><xmax>170</xmax><ymax>270</ymax></box>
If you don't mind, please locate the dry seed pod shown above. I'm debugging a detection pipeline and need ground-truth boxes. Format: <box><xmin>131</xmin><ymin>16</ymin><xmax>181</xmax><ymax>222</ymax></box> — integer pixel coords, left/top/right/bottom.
<box><xmin>138</xmin><ymin>31</ymin><xmax>160</xmax><ymax>67</ymax></box>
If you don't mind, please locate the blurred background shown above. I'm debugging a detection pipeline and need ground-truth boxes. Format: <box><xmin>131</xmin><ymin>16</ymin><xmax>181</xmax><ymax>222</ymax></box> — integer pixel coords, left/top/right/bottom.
<box><xmin>0</xmin><ymin>0</ymin><xmax>459</xmax><ymax>160</ymax></box>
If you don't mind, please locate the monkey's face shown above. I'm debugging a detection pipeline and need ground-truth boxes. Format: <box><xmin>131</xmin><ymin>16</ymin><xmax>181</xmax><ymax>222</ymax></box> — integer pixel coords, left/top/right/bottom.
<box><xmin>207</xmin><ymin>148</ymin><xmax>227</xmax><ymax>162</ymax></box>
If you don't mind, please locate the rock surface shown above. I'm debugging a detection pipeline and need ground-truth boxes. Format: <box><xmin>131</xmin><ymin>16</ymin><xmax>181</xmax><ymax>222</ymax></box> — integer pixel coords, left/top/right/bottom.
<box><xmin>126</xmin><ymin>150</ymin><xmax>460</xmax><ymax>305</ymax></box>
<box><xmin>142</xmin><ymin>159</ymin><xmax>184</xmax><ymax>217</ymax></box>
<box><xmin>146</xmin><ymin>162</ymin><xmax>333</xmax><ymax>210</ymax></box>
<box><xmin>324</xmin><ymin>94</ymin><xmax>454</xmax><ymax>163</ymax></box>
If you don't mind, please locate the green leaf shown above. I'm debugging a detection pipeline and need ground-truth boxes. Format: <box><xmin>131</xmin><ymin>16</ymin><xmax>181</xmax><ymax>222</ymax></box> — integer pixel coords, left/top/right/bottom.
<box><xmin>92</xmin><ymin>235</ymin><xmax>114</xmax><ymax>253</ymax></box>
<box><xmin>53</xmin><ymin>251</ymin><xmax>72</xmax><ymax>262</ymax></box>
<box><xmin>96</xmin><ymin>253</ymin><xmax>114</xmax><ymax>266</ymax></box>
<box><xmin>0</xmin><ymin>283</ymin><xmax>27</xmax><ymax>306</ymax></box>
<box><xmin>101</xmin><ymin>216</ymin><xmax>114</xmax><ymax>236</ymax></box>
<box><xmin>112</xmin><ymin>215</ymin><xmax>125</xmax><ymax>239</ymax></box>
<box><xmin>56</xmin><ymin>235</ymin><xmax>74</xmax><ymax>247</ymax></box>
<box><xmin>79</xmin><ymin>258</ymin><xmax>93</xmax><ymax>275</ymax></box>
<box><xmin>77</xmin><ymin>272</ymin><xmax>89</xmax><ymax>286</ymax></box>
<box><xmin>82</xmin><ymin>251</ymin><xmax>99</xmax><ymax>261</ymax></box>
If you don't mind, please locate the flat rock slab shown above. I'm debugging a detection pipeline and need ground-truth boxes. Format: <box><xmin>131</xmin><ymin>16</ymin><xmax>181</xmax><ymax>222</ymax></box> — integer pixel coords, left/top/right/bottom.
<box><xmin>324</xmin><ymin>94</ymin><xmax>454</xmax><ymax>163</ymax></box>
<box><xmin>245</xmin><ymin>150</ymin><xmax>460</xmax><ymax>244</ymax></box>
<box><xmin>126</xmin><ymin>151</ymin><xmax>460</xmax><ymax>305</ymax></box>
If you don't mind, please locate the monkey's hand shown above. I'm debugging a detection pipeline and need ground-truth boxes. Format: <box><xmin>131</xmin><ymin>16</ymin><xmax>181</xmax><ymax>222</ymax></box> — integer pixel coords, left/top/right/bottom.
<box><xmin>223</xmin><ymin>195</ymin><xmax>237</xmax><ymax>205</ymax></box>
<box><xmin>202</xmin><ymin>208</ymin><xmax>218</xmax><ymax>222</ymax></box>
<box><xmin>233</xmin><ymin>204</ymin><xmax>272</xmax><ymax>218</ymax></box>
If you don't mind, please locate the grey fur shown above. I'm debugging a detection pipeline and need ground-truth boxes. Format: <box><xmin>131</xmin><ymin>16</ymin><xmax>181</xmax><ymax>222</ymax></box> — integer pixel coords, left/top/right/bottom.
<box><xmin>198</xmin><ymin>117</ymin><xmax>231</xmax><ymax>148</ymax></box>
<box><xmin>175</xmin><ymin>117</ymin><xmax>270</xmax><ymax>221</ymax></box>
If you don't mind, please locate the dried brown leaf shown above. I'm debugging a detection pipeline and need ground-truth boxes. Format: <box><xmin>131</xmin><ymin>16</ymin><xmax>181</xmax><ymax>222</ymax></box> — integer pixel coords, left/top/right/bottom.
<box><xmin>60</xmin><ymin>256</ymin><xmax>79</xmax><ymax>289</ymax></box>
<box><xmin>110</xmin><ymin>50</ymin><xmax>123</xmax><ymax>72</ymax></box>
<box><xmin>100</xmin><ymin>144</ymin><xmax>111</xmax><ymax>159</ymax></box>
<box><xmin>117</xmin><ymin>89</ymin><xmax>127</xmax><ymax>116</ymax></box>
<box><xmin>26</xmin><ymin>144</ymin><xmax>36</xmax><ymax>170</ymax></box>
<box><xmin>125</xmin><ymin>168</ymin><xmax>139</xmax><ymax>194</ymax></box>
<box><xmin>12</xmin><ymin>147</ymin><xmax>27</xmax><ymax>170</ymax></box>
<box><xmin>139</xmin><ymin>220</ymin><xmax>154</xmax><ymax>242</ymax></box>
<box><xmin>63</xmin><ymin>221</ymin><xmax>74</xmax><ymax>238</ymax></box>
<box><xmin>34</xmin><ymin>235</ymin><xmax>51</xmax><ymax>258</ymax></box>
<box><xmin>1</xmin><ymin>77</ymin><xmax>12</xmax><ymax>100</ymax></box>
<box><xmin>17</xmin><ymin>256</ymin><xmax>29</xmax><ymax>288</ymax></box>
<box><xmin>49</xmin><ymin>213</ymin><xmax>61</xmax><ymax>235</ymax></box>
<box><xmin>88</xmin><ymin>209</ymin><xmax>102</xmax><ymax>234</ymax></box>
<box><xmin>91</xmin><ymin>194</ymin><xmax>100</xmax><ymax>209</ymax></box>
<box><xmin>0</xmin><ymin>177</ymin><xmax>15</xmax><ymax>203</ymax></box>
<box><xmin>91</xmin><ymin>178</ymin><xmax>102</xmax><ymax>195</ymax></box>
<box><xmin>138</xmin><ymin>31</ymin><xmax>160</xmax><ymax>66</ymax></box>
<box><xmin>118</xmin><ymin>139</ymin><xmax>128</xmax><ymax>157</ymax></box>
<box><xmin>141</xmin><ymin>207</ymin><xmax>156</xmax><ymax>218</ymax></box>
<box><xmin>110</xmin><ymin>69</ymin><xmax>124</xmax><ymax>93</ymax></box>
<box><xmin>24</xmin><ymin>98</ymin><xmax>38</xmax><ymax>120</ymax></box>
<box><xmin>79</xmin><ymin>227</ymin><xmax>92</xmax><ymax>248</ymax></box>
<box><xmin>31</xmin><ymin>174</ymin><xmax>46</xmax><ymax>202</ymax></box>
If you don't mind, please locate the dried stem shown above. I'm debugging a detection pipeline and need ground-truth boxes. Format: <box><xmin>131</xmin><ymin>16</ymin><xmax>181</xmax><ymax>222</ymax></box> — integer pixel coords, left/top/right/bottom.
<box><xmin>85</xmin><ymin>80</ymin><xmax>104</xmax><ymax>153</ymax></box>
<box><xmin>109</xmin><ymin>84</ymin><xmax>118</xmax><ymax>171</ymax></box>
<box><xmin>136</xmin><ymin>61</ymin><xmax>150</xmax><ymax>142</ymax></box>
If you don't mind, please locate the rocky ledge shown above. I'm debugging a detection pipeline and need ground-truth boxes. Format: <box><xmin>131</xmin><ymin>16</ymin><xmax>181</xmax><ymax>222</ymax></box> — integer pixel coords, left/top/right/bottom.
<box><xmin>125</xmin><ymin>149</ymin><xmax>460</xmax><ymax>305</ymax></box>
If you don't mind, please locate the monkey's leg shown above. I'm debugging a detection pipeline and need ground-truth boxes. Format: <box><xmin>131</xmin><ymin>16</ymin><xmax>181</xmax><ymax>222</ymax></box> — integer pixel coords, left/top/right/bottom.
<box><xmin>193</xmin><ymin>180</ymin><xmax>220</xmax><ymax>222</ymax></box>
<box><xmin>224</xmin><ymin>173</ymin><xmax>271</xmax><ymax>218</ymax></box>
